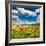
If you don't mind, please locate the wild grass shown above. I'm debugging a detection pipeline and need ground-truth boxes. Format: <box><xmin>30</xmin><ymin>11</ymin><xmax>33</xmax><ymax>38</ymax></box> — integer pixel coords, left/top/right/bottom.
<box><xmin>11</xmin><ymin>24</ymin><xmax>40</xmax><ymax>39</ymax></box>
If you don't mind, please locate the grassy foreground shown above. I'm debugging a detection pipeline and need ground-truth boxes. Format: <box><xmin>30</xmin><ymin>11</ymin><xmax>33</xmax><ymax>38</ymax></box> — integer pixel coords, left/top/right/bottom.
<box><xmin>11</xmin><ymin>24</ymin><xmax>40</xmax><ymax>39</ymax></box>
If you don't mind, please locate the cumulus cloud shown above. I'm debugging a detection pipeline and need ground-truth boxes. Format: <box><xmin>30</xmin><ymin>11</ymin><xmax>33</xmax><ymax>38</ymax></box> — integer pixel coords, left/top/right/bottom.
<box><xmin>16</xmin><ymin>7</ymin><xmax>37</xmax><ymax>17</ymax></box>
<box><xmin>35</xmin><ymin>9</ymin><xmax>40</xmax><ymax>13</ymax></box>
<box><xmin>12</xmin><ymin>7</ymin><xmax>40</xmax><ymax>17</ymax></box>
<box><xmin>12</xmin><ymin>10</ymin><xmax>18</xmax><ymax>14</ymax></box>
<box><xmin>12</xmin><ymin>15</ymin><xmax>40</xmax><ymax>24</ymax></box>
<box><xmin>25</xmin><ymin>15</ymin><xmax>40</xmax><ymax>24</ymax></box>
<box><xmin>36</xmin><ymin>15</ymin><xmax>40</xmax><ymax>23</ymax></box>
<box><xmin>16</xmin><ymin>7</ymin><xmax>24</xmax><ymax>11</ymax></box>
<box><xmin>12</xmin><ymin>7</ymin><xmax>40</xmax><ymax>24</ymax></box>
<box><xmin>17</xmin><ymin>7</ymin><xmax>26</xmax><ymax>14</ymax></box>
<box><xmin>12</xmin><ymin>15</ymin><xmax>18</xmax><ymax>19</ymax></box>
<box><xmin>12</xmin><ymin>14</ymin><xmax>24</xmax><ymax>23</ymax></box>
<box><xmin>12</xmin><ymin>15</ymin><xmax>36</xmax><ymax>24</ymax></box>
<box><xmin>12</xmin><ymin>15</ymin><xmax>23</xmax><ymax>23</ymax></box>
<box><xmin>25</xmin><ymin>21</ymin><xmax>36</xmax><ymax>24</ymax></box>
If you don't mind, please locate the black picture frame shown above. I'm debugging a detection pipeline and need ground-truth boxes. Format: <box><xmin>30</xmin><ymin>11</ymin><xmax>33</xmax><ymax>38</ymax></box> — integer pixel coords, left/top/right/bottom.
<box><xmin>5</xmin><ymin>1</ymin><xmax>45</xmax><ymax>46</ymax></box>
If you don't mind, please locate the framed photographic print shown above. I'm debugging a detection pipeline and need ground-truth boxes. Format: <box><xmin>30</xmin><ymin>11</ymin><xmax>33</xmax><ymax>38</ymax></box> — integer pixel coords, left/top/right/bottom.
<box><xmin>5</xmin><ymin>1</ymin><xmax>45</xmax><ymax>46</ymax></box>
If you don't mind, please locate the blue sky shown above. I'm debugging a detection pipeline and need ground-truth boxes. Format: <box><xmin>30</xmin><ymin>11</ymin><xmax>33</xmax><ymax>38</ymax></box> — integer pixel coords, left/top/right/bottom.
<box><xmin>11</xmin><ymin>5</ymin><xmax>40</xmax><ymax>24</ymax></box>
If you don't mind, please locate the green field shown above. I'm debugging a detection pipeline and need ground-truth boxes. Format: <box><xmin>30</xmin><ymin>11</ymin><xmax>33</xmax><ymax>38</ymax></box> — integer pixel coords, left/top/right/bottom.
<box><xmin>11</xmin><ymin>24</ymin><xmax>40</xmax><ymax>39</ymax></box>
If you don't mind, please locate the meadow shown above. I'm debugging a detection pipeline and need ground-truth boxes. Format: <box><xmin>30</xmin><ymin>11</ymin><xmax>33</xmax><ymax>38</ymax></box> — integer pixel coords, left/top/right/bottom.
<box><xmin>11</xmin><ymin>24</ymin><xmax>40</xmax><ymax>39</ymax></box>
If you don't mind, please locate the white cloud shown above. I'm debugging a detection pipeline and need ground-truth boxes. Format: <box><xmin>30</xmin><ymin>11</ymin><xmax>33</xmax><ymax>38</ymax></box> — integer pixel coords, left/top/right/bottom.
<box><xmin>16</xmin><ymin>7</ymin><xmax>37</xmax><ymax>17</ymax></box>
<box><xmin>35</xmin><ymin>8</ymin><xmax>40</xmax><ymax>23</ymax></box>
<box><xmin>12</xmin><ymin>8</ymin><xmax>40</xmax><ymax>17</ymax></box>
<box><xmin>12</xmin><ymin>15</ymin><xmax>36</xmax><ymax>24</ymax></box>
<box><xmin>35</xmin><ymin>9</ymin><xmax>40</xmax><ymax>13</ymax></box>
<box><xmin>25</xmin><ymin>15</ymin><xmax>40</xmax><ymax>24</ymax></box>
<box><xmin>12</xmin><ymin>7</ymin><xmax>40</xmax><ymax>24</ymax></box>
<box><xmin>12</xmin><ymin>15</ymin><xmax>18</xmax><ymax>19</ymax></box>
<box><xmin>25</xmin><ymin>21</ymin><xmax>36</xmax><ymax>24</ymax></box>
<box><xmin>12</xmin><ymin>10</ymin><xmax>18</xmax><ymax>14</ymax></box>
<box><xmin>16</xmin><ymin>7</ymin><xmax>24</xmax><ymax>10</ymax></box>
<box><xmin>12</xmin><ymin>15</ymin><xmax>40</xmax><ymax>25</ymax></box>
<box><xmin>12</xmin><ymin>15</ymin><xmax>22</xmax><ymax>23</ymax></box>
<box><xmin>17</xmin><ymin>7</ymin><xmax>27</xmax><ymax>14</ymax></box>
<box><xmin>36</xmin><ymin>15</ymin><xmax>40</xmax><ymax>23</ymax></box>
<box><xmin>12</xmin><ymin>14</ymin><xmax>25</xmax><ymax>24</ymax></box>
